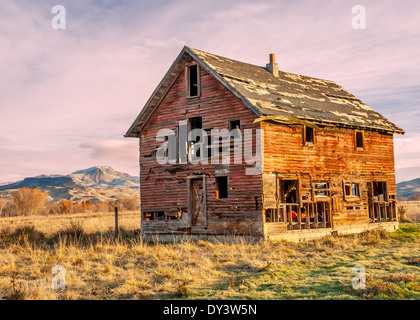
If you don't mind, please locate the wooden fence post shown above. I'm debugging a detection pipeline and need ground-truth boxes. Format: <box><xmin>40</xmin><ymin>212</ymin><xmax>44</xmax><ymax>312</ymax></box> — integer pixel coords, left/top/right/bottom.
<box><xmin>115</xmin><ymin>207</ymin><xmax>119</xmax><ymax>236</ymax></box>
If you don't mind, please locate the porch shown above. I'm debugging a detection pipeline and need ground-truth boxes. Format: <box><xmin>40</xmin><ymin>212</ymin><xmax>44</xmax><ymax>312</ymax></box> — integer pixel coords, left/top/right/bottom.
<box><xmin>369</xmin><ymin>200</ymin><xmax>398</xmax><ymax>224</ymax></box>
<box><xmin>264</xmin><ymin>202</ymin><xmax>332</xmax><ymax>231</ymax></box>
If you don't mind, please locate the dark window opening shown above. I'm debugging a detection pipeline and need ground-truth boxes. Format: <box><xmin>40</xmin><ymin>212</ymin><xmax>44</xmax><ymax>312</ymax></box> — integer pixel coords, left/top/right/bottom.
<box><xmin>356</xmin><ymin>131</ymin><xmax>364</xmax><ymax>149</ymax></box>
<box><xmin>216</xmin><ymin>176</ymin><xmax>228</xmax><ymax>199</ymax></box>
<box><xmin>188</xmin><ymin>117</ymin><xmax>202</xmax><ymax>159</ymax></box>
<box><xmin>144</xmin><ymin>212</ymin><xmax>154</xmax><ymax>221</ymax></box>
<box><xmin>229</xmin><ymin>120</ymin><xmax>241</xmax><ymax>132</ymax></box>
<box><xmin>304</xmin><ymin>126</ymin><xmax>315</xmax><ymax>145</ymax></box>
<box><xmin>373</xmin><ymin>181</ymin><xmax>387</xmax><ymax>202</ymax></box>
<box><xmin>143</xmin><ymin>211</ymin><xmax>165</xmax><ymax>221</ymax></box>
<box><xmin>187</xmin><ymin>64</ymin><xmax>199</xmax><ymax>97</ymax></box>
<box><xmin>279</xmin><ymin>180</ymin><xmax>299</xmax><ymax>203</ymax></box>
<box><xmin>165</xmin><ymin>212</ymin><xmax>180</xmax><ymax>220</ymax></box>
<box><xmin>189</xmin><ymin>117</ymin><xmax>202</xmax><ymax>131</ymax></box>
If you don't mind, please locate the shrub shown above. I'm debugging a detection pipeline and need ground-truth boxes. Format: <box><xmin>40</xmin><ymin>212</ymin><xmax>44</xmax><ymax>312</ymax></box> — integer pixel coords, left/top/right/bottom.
<box><xmin>9</xmin><ymin>188</ymin><xmax>48</xmax><ymax>216</ymax></box>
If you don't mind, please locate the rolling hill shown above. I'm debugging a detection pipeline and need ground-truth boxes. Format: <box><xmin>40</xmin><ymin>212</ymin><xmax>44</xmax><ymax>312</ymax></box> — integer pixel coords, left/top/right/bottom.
<box><xmin>0</xmin><ymin>166</ymin><xmax>139</xmax><ymax>202</ymax></box>
<box><xmin>397</xmin><ymin>178</ymin><xmax>420</xmax><ymax>199</ymax></box>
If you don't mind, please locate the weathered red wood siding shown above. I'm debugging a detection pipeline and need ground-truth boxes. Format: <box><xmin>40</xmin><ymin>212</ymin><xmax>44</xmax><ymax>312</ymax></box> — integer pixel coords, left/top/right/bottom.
<box><xmin>261</xmin><ymin>121</ymin><xmax>397</xmax><ymax>228</ymax></box>
<box><xmin>139</xmin><ymin>64</ymin><xmax>263</xmax><ymax>236</ymax></box>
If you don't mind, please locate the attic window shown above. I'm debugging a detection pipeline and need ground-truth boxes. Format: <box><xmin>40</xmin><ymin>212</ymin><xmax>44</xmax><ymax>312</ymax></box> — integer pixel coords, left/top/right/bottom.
<box><xmin>187</xmin><ymin>64</ymin><xmax>199</xmax><ymax>98</ymax></box>
<box><xmin>355</xmin><ymin>131</ymin><xmax>364</xmax><ymax>150</ymax></box>
<box><xmin>304</xmin><ymin>126</ymin><xmax>315</xmax><ymax>146</ymax></box>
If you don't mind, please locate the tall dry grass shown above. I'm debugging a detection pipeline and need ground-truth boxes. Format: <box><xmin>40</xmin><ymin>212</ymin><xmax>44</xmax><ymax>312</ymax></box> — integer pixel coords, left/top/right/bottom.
<box><xmin>0</xmin><ymin>212</ymin><xmax>418</xmax><ymax>300</ymax></box>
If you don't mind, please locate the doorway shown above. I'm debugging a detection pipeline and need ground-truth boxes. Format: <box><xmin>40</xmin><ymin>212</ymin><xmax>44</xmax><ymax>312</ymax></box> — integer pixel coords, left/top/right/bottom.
<box><xmin>188</xmin><ymin>176</ymin><xmax>207</xmax><ymax>229</ymax></box>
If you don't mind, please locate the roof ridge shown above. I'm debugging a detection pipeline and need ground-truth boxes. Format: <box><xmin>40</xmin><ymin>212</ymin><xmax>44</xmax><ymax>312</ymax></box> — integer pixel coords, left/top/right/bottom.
<box><xmin>187</xmin><ymin>46</ymin><xmax>337</xmax><ymax>84</ymax></box>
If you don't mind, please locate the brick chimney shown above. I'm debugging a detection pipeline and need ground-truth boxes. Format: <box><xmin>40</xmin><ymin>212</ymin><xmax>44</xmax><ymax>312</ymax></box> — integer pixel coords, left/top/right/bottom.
<box><xmin>266</xmin><ymin>53</ymin><xmax>278</xmax><ymax>77</ymax></box>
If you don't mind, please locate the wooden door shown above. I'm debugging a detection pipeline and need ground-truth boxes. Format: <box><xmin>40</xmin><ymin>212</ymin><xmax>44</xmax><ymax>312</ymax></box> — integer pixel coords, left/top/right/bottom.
<box><xmin>189</xmin><ymin>178</ymin><xmax>207</xmax><ymax>228</ymax></box>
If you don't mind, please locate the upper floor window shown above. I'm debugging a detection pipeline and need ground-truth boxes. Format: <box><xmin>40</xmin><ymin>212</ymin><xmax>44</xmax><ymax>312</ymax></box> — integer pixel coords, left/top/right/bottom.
<box><xmin>304</xmin><ymin>126</ymin><xmax>315</xmax><ymax>146</ymax></box>
<box><xmin>187</xmin><ymin>64</ymin><xmax>199</xmax><ymax>98</ymax></box>
<box><xmin>355</xmin><ymin>131</ymin><xmax>364</xmax><ymax>150</ymax></box>
<box><xmin>229</xmin><ymin>120</ymin><xmax>241</xmax><ymax>132</ymax></box>
<box><xmin>373</xmin><ymin>181</ymin><xmax>388</xmax><ymax>202</ymax></box>
<box><xmin>188</xmin><ymin>117</ymin><xmax>203</xmax><ymax>160</ymax></box>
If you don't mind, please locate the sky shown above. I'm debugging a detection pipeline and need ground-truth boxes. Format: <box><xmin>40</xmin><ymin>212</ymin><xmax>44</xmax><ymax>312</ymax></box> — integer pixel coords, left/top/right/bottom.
<box><xmin>0</xmin><ymin>0</ymin><xmax>419</xmax><ymax>183</ymax></box>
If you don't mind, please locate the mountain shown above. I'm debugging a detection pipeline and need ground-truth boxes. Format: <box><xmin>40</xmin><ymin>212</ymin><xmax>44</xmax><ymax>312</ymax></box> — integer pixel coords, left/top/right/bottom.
<box><xmin>397</xmin><ymin>178</ymin><xmax>420</xmax><ymax>199</ymax></box>
<box><xmin>70</xmin><ymin>166</ymin><xmax>139</xmax><ymax>189</ymax></box>
<box><xmin>0</xmin><ymin>166</ymin><xmax>139</xmax><ymax>202</ymax></box>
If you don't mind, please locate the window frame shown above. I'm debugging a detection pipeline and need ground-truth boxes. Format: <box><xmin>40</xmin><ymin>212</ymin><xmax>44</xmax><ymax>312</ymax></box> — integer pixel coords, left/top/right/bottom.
<box><xmin>355</xmin><ymin>130</ymin><xmax>364</xmax><ymax>151</ymax></box>
<box><xmin>216</xmin><ymin>176</ymin><xmax>229</xmax><ymax>199</ymax></box>
<box><xmin>303</xmin><ymin>126</ymin><xmax>315</xmax><ymax>146</ymax></box>
<box><xmin>229</xmin><ymin>120</ymin><xmax>241</xmax><ymax>132</ymax></box>
<box><xmin>186</xmin><ymin>63</ymin><xmax>200</xmax><ymax>98</ymax></box>
<box><xmin>312</xmin><ymin>182</ymin><xmax>331</xmax><ymax>201</ymax></box>
<box><xmin>373</xmin><ymin>181</ymin><xmax>388</xmax><ymax>202</ymax></box>
<box><xmin>187</xmin><ymin>117</ymin><xmax>203</xmax><ymax>161</ymax></box>
<box><xmin>343</xmin><ymin>181</ymin><xmax>361</xmax><ymax>201</ymax></box>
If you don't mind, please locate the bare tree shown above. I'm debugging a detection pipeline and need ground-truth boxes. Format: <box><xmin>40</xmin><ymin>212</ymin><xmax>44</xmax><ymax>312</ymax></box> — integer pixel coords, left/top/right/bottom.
<box><xmin>398</xmin><ymin>204</ymin><xmax>413</xmax><ymax>223</ymax></box>
<box><xmin>0</xmin><ymin>195</ymin><xmax>10</xmax><ymax>217</ymax></box>
<box><xmin>10</xmin><ymin>188</ymin><xmax>48</xmax><ymax>216</ymax></box>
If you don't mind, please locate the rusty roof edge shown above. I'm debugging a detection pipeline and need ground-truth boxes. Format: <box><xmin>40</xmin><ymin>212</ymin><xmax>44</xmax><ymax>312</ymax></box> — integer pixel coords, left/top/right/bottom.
<box><xmin>258</xmin><ymin>113</ymin><xmax>405</xmax><ymax>135</ymax></box>
<box><xmin>124</xmin><ymin>46</ymin><xmax>190</xmax><ymax>138</ymax></box>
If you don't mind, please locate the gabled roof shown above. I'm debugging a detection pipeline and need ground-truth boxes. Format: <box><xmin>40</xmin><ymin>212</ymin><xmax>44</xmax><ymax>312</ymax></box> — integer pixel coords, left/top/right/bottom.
<box><xmin>125</xmin><ymin>46</ymin><xmax>404</xmax><ymax>137</ymax></box>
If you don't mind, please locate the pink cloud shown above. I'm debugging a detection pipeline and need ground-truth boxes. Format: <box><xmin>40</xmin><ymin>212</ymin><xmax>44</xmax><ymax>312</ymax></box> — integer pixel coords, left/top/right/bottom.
<box><xmin>0</xmin><ymin>0</ymin><xmax>419</xmax><ymax>182</ymax></box>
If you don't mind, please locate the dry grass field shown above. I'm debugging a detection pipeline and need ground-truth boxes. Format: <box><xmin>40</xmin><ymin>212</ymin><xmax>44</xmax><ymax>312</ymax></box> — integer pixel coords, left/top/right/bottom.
<box><xmin>0</xmin><ymin>212</ymin><xmax>418</xmax><ymax>300</ymax></box>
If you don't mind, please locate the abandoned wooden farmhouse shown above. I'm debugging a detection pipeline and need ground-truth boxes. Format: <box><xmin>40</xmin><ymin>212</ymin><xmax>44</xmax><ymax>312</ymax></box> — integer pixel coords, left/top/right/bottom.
<box><xmin>125</xmin><ymin>46</ymin><xmax>405</xmax><ymax>242</ymax></box>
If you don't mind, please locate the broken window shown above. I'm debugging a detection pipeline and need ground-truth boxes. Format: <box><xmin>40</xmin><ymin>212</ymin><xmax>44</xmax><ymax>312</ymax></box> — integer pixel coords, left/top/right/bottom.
<box><xmin>165</xmin><ymin>212</ymin><xmax>180</xmax><ymax>220</ymax></box>
<box><xmin>279</xmin><ymin>180</ymin><xmax>299</xmax><ymax>204</ymax></box>
<box><xmin>229</xmin><ymin>120</ymin><xmax>241</xmax><ymax>132</ymax></box>
<box><xmin>187</xmin><ymin>64</ymin><xmax>199</xmax><ymax>97</ymax></box>
<box><xmin>144</xmin><ymin>212</ymin><xmax>154</xmax><ymax>221</ymax></box>
<box><xmin>216</xmin><ymin>176</ymin><xmax>228</xmax><ymax>199</ymax></box>
<box><xmin>373</xmin><ymin>181</ymin><xmax>388</xmax><ymax>202</ymax></box>
<box><xmin>189</xmin><ymin>117</ymin><xmax>202</xmax><ymax>131</ymax></box>
<box><xmin>188</xmin><ymin>117</ymin><xmax>203</xmax><ymax>160</ymax></box>
<box><xmin>143</xmin><ymin>211</ymin><xmax>180</xmax><ymax>221</ymax></box>
<box><xmin>265</xmin><ymin>209</ymin><xmax>280</xmax><ymax>223</ymax></box>
<box><xmin>143</xmin><ymin>211</ymin><xmax>165</xmax><ymax>221</ymax></box>
<box><xmin>355</xmin><ymin>131</ymin><xmax>364</xmax><ymax>150</ymax></box>
<box><xmin>314</xmin><ymin>182</ymin><xmax>330</xmax><ymax>199</ymax></box>
<box><xmin>344</xmin><ymin>182</ymin><xmax>360</xmax><ymax>199</ymax></box>
<box><xmin>304</xmin><ymin>126</ymin><xmax>315</xmax><ymax>146</ymax></box>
